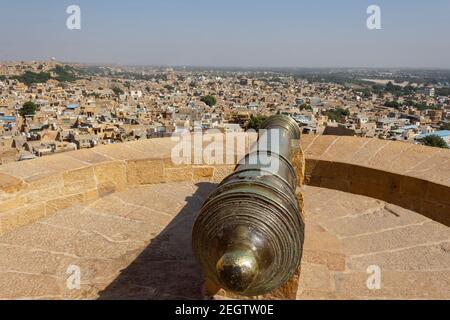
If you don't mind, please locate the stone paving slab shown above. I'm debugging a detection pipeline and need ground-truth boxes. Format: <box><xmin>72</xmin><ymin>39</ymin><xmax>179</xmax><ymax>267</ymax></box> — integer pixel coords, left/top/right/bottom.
<box><xmin>0</xmin><ymin>183</ymin><xmax>448</xmax><ymax>300</ymax></box>
<box><xmin>300</xmin><ymin>186</ymin><xmax>450</xmax><ymax>300</ymax></box>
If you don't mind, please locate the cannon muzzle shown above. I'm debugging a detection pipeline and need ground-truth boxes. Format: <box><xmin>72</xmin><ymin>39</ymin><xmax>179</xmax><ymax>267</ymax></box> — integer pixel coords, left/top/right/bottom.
<box><xmin>192</xmin><ymin>115</ymin><xmax>305</xmax><ymax>297</ymax></box>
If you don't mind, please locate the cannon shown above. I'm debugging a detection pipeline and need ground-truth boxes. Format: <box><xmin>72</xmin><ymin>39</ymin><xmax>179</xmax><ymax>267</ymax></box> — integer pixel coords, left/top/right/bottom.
<box><xmin>192</xmin><ymin>115</ymin><xmax>305</xmax><ymax>297</ymax></box>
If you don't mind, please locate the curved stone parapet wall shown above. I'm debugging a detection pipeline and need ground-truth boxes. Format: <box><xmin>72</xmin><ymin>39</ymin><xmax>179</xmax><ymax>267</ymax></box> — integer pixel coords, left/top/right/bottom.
<box><xmin>0</xmin><ymin>138</ymin><xmax>235</xmax><ymax>235</ymax></box>
<box><xmin>302</xmin><ymin>136</ymin><xmax>450</xmax><ymax>227</ymax></box>
<box><xmin>0</xmin><ymin>135</ymin><xmax>449</xmax><ymax>235</ymax></box>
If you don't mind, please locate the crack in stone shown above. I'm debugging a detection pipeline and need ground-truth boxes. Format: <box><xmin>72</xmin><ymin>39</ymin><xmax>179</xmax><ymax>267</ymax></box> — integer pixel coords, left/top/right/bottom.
<box><xmin>364</xmin><ymin>141</ymin><xmax>391</xmax><ymax>165</ymax></box>
<box><xmin>109</xmin><ymin>195</ymin><xmax>176</xmax><ymax>218</ymax></box>
<box><xmin>347</xmin><ymin>240</ymin><xmax>450</xmax><ymax>259</ymax></box>
<box><xmin>303</xmin><ymin>135</ymin><xmax>320</xmax><ymax>153</ymax></box>
<box><xmin>324</xmin><ymin>202</ymin><xmax>387</xmax><ymax>221</ymax></box>
<box><xmin>320</xmin><ymin>137</ymin><xmax>340</xmax><ymax>159</ymax></box>
<box><xmin>348</xmin><ymin>139</ymin><xmax>372</xmax><ymax>163</ymax></box>
<box><xmin>340</xmin><ymin>220</ymin><xmax>431</xmax><ymax>240</ymax></box>
<box><xmin>0</xmin><ymin>242</ymin><xmax>81</xmax><ymax>259</ymax></box>
<box><xmin>0</xmin><ymin>270</ymin><xmax>63</xmax><ymax>280</ymax></box>
<box><xmin>405</xmin><ymin>149</ymin><xmax>442</xmax><ymax>174</ymax></box>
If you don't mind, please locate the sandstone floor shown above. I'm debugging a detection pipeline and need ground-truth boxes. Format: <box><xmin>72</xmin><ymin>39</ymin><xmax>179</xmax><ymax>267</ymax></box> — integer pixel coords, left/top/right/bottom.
<box><xmin>0</xmin><ymin>182</ymin><xmax>448</xmax><ymax>300</ymax></box>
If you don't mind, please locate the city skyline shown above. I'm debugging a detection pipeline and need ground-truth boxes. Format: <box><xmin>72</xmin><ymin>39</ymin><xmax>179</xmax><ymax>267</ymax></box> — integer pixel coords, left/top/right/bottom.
<box><xmin>0</xmin><ymin>0</ymin><xmax>449</xmax><ymax>68</ymax></box>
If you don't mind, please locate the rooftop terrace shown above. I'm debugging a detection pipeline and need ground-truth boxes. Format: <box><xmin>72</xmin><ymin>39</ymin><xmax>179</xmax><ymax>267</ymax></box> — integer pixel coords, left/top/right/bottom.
<box><xmin>0</xmin><ymin>136</ymin><xmax>448</xmax><ymax>299</ymax></box>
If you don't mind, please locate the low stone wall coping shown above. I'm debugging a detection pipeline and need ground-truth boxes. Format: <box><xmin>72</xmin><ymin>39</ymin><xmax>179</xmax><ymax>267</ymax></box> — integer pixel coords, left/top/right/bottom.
<box><xmin>301</xmin><ymin>135</ymin><xmax>450</xmax><ymax>226</ymax></box>
<box><xmin>0</xmin><ymin>135</ymin><xmax>448</xmax><ymax>234</ymax></box>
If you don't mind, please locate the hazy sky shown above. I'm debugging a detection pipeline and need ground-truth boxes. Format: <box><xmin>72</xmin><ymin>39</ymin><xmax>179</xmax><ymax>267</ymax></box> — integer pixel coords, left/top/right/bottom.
<box><xmin>0</xmin><ymin>0</ymin><xmax>449</xmax><ymax>68</ymax></box>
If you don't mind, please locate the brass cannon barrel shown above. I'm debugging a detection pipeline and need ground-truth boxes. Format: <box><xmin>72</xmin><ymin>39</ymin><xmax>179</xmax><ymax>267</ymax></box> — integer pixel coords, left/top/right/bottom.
<box><xmin>192</xmin><ymin>115</ymin><xmax>305</xmax><ymax>297</ymax></box>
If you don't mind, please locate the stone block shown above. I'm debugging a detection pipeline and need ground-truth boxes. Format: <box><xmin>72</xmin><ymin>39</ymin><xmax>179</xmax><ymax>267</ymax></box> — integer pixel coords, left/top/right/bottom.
<box><xmin>193</xmin><ymin>166</ymin><xmax>214</xmax><ymax>182</ymax></box>
<box><xmin>0</xmin><ymin>203</ymin><xmax>46</xmax><ymax>234</ymax></box>
<box><xmin>25</xmin><ymin>186</ymin><xmax>64</xmax><ymax>204</ymax></box>
<box><xmin>16</xmin><ymin>204</ymin><xmax>47</xmax><ymax>228</ymax></box>
<box><xmin>94</xmin><ymin>162</ymin><xmax>127</xmax><ymax>194</ymax></box>
<box><xmin>126</xmin><ymin>159</ymin><xmax>165</xmax><ymax>185</ymax></box>
<box><xmin>24</xmin><ymin>173</ymin><xmax>65</xmax><ymax>204</ymax></box>
<box><xmin>63</xmin><ymin>167</ymin><xmax>95</xmax><ymax>185</ymax></box>
<box><xmin>212</xmin><ymin>166</ymin><xmax>235</xmax><ymax>183</ymax></box>
<box><xmin>45</xmin><ymin>194</ymin><xmax>85</xmax><ymax>216</ymax></box>
<box><xmin>164</xmin><ymin>167</ymin><xmax>194</xmax><ymax>183</ymax></box>
<box><xmin>0</xmin><ymin>173</ymin><xmax>26</xmax><ymax>194</ymax></box>
<box><xmin>25</xmin><ymin>173</ymin><xmax>64</xmax><ymax>193</ymax></box>
<box><xmin>163</xmin><ymin>158</ymin><xmax>188</xmax><ymax>169</ymax></box>
<box><xmin>0</xmin><ymin>196</ymin><xmax>27</xmax><ymax>214</ymax></box>
<box><xmin>84</xmin><ymin>189</ymin><xmax>100</xmax><ymax>203</ymax></box>
<box><xmin>63</xmin><ymin>167</ymin><xmax>97</xmax><ymax>195</ymax></box>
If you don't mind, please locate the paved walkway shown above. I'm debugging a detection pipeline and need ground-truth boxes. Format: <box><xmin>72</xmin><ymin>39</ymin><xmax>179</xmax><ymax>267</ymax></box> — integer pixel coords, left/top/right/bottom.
<box><xmin>0</xmin><ymin>182</ymin><xmax>448</xmax><ymax>299</ymax></box>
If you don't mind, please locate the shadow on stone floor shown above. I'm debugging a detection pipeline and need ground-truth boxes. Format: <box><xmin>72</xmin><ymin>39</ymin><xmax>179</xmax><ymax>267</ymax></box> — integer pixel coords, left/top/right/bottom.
<box><xmin>98</xmin><ymin>182</ymin><xmax>217</xmax><ymax>300</ymax></box>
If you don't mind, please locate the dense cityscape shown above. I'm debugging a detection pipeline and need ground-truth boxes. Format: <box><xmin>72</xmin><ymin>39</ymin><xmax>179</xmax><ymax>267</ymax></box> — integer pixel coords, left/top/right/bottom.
<box><xmin>0</xmin><ymin>60</ymin><xmax>449</xmax><ymax>164</ymax></box>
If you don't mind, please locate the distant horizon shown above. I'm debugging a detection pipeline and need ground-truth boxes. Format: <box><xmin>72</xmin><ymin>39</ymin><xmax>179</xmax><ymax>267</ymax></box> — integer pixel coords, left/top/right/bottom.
<box><xmin>1</xmin><ymin>1</ymin><xmax>449</xmax><ymax>69</ymax></box>
<box><xmin>2</xmin><ymin>59</ymin><xmax>450</xmax><ymax>72</ymax></box>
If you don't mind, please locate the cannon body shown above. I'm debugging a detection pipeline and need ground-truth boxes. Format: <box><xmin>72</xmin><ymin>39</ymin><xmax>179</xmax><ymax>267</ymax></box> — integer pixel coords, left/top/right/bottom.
<box><xmin>192</xmin><ymin>115</ymin><xmax>305</xmax><ymax>297</ymax></box>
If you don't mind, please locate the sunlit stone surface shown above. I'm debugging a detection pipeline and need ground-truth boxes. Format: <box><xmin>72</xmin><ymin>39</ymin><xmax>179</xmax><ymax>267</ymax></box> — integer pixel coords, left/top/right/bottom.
<box><xmin>0</xmin><ymin>182</ymin><xmax>448</xmax><ymax>300</ymax></box>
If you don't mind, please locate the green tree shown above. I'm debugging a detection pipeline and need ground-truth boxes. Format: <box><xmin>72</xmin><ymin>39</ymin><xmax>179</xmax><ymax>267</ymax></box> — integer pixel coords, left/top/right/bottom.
<box><xmin>441</xmin><ymin>123</ymin><xmax>450</xmax><ymax>130</ymax></box>
<box><xmin>324</xmin><ymin>108</ymin><xmax>350</xmax><ymax>123</ymax></box>
<box><xmin>112</xmin><ymin>87</ymin><xmax>124</xmax><ymax>96</ymax></box>
<box><xmin>299</xmin><ymin>104</ymin><xmax>312</xmax><ymax>111</ymax></box>
<box><xmin>436</xmin><ymin>87</ymin><xmax>450</xmax><ymax>96</ymax></box>
<box><xmin>19</xmin><ymin>101</ymin><xmax>39</xmax><ymax>117</ymax></box>
<box><xmin>419</xmin><ymin>135</ymin><xmax>449</xmax><ymax>149</ymax></box>
<box><xmin>246</xmin><ymin>115</ymin><xmax>267</xmax><ymax>131</ymax></box>
<box><xmin>51</xmin><ymin>65</ymin><xmax>78</xmax><ymax>82</ymax></box>
<box><xmin>14</xmin><ymin>71</ymin><xmax>51</xmax><ymax>85</ymax></box>
<box><xmin>384</xmin><ymin>101</ymin><xmax>401</xmax><ymax>109</ymax></box>
<box><xmin>201</xmin><ymin>95</ymin><xmax>217</xmax><ymax>107</ymax></box>
<box><xmin>359</xmin><ymin>88</ymin><xmax>372</xmax><ymax>98</ymax></box>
